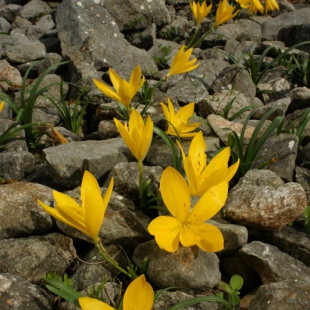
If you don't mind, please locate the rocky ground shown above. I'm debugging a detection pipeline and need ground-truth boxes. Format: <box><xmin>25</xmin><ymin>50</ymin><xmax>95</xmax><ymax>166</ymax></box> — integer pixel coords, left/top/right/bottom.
<box><xmin>1</xmin><ymin>0</ymin><xmax>310</xmax><ymax>309</ymax></box>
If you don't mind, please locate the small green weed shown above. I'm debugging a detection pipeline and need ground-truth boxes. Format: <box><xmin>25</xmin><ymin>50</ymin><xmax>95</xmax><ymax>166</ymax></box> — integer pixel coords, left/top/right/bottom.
<box><xmin>303</xmin><ymin>206</ymin><xmax>310</xmax><ymax>234</ymax></box>
<box><xmin>217</xmin><ymin>275</ymin><xmax>244</xmax><ymax>310</ymax></box>
<box><xmin>153</xmin><ymin>44</ymin><xmax>172</xmax><ymax>70</ymax></box>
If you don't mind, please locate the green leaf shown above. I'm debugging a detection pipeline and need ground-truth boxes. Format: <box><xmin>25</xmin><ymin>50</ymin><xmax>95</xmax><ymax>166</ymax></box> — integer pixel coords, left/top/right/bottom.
<box><xmin>230</xmin><ymin>275</ymin><xmax>244</xmax><ymax>291</ymax></box>
<box><xmin>228</xmin><ymin>293</ymin><xmax>240</xmax><ymax>306</ymax></box>
<box><xmin>166</xmin><ymin>295</ymin><xmax>231</xmax><ymax>310</ymax></box>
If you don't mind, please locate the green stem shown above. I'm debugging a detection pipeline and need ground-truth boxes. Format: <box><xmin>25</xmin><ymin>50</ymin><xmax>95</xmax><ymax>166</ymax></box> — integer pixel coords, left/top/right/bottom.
<box><xmin>138</xmin><ymin>160</ymin><xmax>144</xmax><ymax>203</ymax></box>
<box><xmin>186</xmin><ymin>26</ymin><xmax>199</xmax><ymax>50</ymax></box>
<box><xmin>187</xmin><ymin>25</ymin><xmax>216</xmax><ymax>50</ymax></box>
<box><xmin>96</xmin><ymin>240</ymin><xmax>137</xmax><ymax>279</ymax></box>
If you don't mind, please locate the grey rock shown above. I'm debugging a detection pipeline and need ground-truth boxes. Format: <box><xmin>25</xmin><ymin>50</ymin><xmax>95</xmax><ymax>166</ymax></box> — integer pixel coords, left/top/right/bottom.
<box><xmin>261</xmin><ymin>7</ymin><xmax>310</xmax><ymax>41</ymax></box>
<box><xmin>252</xmin><ymin>97</ymin><xmax>290</xmax><ymax>120</ymax></box>
<box><xmin>257</xmin><ymin>77</ymin><xmax>291</xmax><ymax>104</ymax></box>
<box><xmin>56</xmin><ymin>0</ymin><xmax>157</xmax><ymax>86</ymax></box>
<box><xmin>287</xmin><ymin>87</ymin><xmax>310</xmax><ymax>113</ymax></box>
<box><xmin>252</xmin><ymin>133</ymin><xmax>298</xmax><ymax>182</ymax></box>
<box><xmin>0</xmin><ymin>59</ymin><xmax>22</xmax><ymax>91</ymax></box>
<box><xmin>0</xmin><ymin>16</ymin><xmax>10</xmax><ymax>33</ymax></box>
<box><xmin>0</xmin><ymin>4</ymin><xmax>21</xmax><ymax>23</ymax></box>
<box><xmin>43</xmin><ymin>138</ymin><xmax>132</xmax><ymax>187</ymax></box>
<box><xmin>295</xmin><ymin>166</ymin><xmax>310</xmax><ymax>204</ymax></box>
<box><xmin>131</xmin><ymin>23</ymin><xmax>156</xmax><ymax>50</ymax></box>
<box><xmin>199</xmin><ymin>90</ymin><xmax>255</xmax><ymax>120</ymax></box>
<box><xmin>97</xmin><ymin>120</ymin><xmax>119</xmax><ymax>140</ymax></box>
<box><xmin>249</xmin><ymin>226</ymin><xmax>310</xmax><ymax>267</ymax></box>
<box><xmin>240</xmin><ymin>241</ymin><xmax>310</xmax><ymax>284</ymax></box>
<box><xmin>209</xmin><ymin>220</ymin><xmax>248</xmax><ymax>252</ymax></box>
<box><xmin>104</xmin><ymin>0</ymin><xmax>171</xmax><ymax>32</ymax></box>
<box><xmin>249</xmin><ymin>280</ymin><xmax>310</xmax><ymax>310</ymax></box>
<box><xmin>284</xmin><ymin>108</ymin><xmax>310</xmax><ymax>145</ymax></box>
<box><xmin>224</xmin><ymin>169</ymin><xmax>307</xmax><ymax>231</ymax></box>
<box><xmin>166</xmin><ymin>75</ymin><xmax>208</xmax><ymax>106</ymax></box>
<box><xmin>210</xmin><ymin>64</ymin><xmax>256</xmax><ymax>100</ymax></box>
<box><xmin>0</xmin><ymin>273</ymin><xmax>52</xmax><ymax>310</ymax></box>
<box><xmin>6</xmin><ymin>40</ymin><xmax>46</xmax><ymax>62</ymax></box>
<box><xmin>35</xmin><ymin>14</ymin><xmax>55</xmax><ymax>33</ymax></box>
<box><xmin>19</xmin><ymin>0</ymin><xmax>52</xmax><ymax>21</ymax></box>
<box><xmin>0</xmin><ymin>150</ymin><xmax>35</xmax><ymax>180</ymax></box>
<box><xmin>0</xmin><ymin>181</ymin><xmax>53</xmax><ymax>239</ymax></box>
<box><xmin>0</xmin><ymin>233</ymin><xmax>77</xmax><ymax>283</ymax></box>
<box><xmin>133</xmin><ymin>240</ymin><xmax>221</xmax><ymax>289</ymax></box>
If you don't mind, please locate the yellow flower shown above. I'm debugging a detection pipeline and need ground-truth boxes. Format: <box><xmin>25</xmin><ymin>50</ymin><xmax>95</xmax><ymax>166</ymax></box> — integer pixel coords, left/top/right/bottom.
<box><xmin>166</xmin><ymin>44</ymin><xmax>199</xmax><ymax>78</ymax></box>
<box><xmin>79</xmin><ymin>275</ymin><xmax>154</xmax><ymax>310</ymax></box>
<box><xmin>0</xmin><ymin>101</ymin><xmax>4</xmax><ymax>113</ymax></box>
<box><xmin>160</xmin><ymin>97</ymin><xmax>200</xmax><ymax>138</ymax></box>
<box><xmin>114</xmin><ymin>108</ymin><xmax>153</xmax><ymax>162</ymax></box>
<box><xmin>37</xmin><ymin>170</ymin><xmax>113</xmax><ymax>244</ymax></box>
<box><xmin>93</xmin><ymin>64</ymin><xmax>145</xmax><ymax>110</ymax></box>
<box><xmin>177</xmin><ymin>131</ymin><xmax>239</xmax><ymax>196</ymax></box>
<box><xmin>214</xmin><ymin>0</ymin><xmax>239</xmax><ymax>27</ymax></box>
<box><xmin>148</xmin><ymin>166</ymin><xmax>227</xmax><ymax>252</ymax></box>
<box><xmin>189</xmin><ymin>0</ymin><xmax>213</xmax><ymax>26</ymax></box>
<box><xmin>265</xmin><ymin>0</ymin><xmax>279</xmax><ymax>13</ymax></box>
<box><xmin>236</xmin><ymin>0</ymin><xmax>264</xmax><ymax>14</ymax></box>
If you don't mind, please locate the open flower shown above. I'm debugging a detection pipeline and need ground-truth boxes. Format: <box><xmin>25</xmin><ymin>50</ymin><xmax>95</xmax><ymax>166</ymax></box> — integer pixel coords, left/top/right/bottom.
<box><xmin>93</xmin><ymin>64</ymin><xmax>145</xmax><ymax>110</ymax></box>
<box><xmin>0</xmin><ymin>101</ymin><xmax>4</xmax><ymax>113</ymax></box>
<box><xmin>160</xmin><ymin>97</ymin><xmax>200</xmax><ymax>138</ymax></box>
<box><xmin>190</xmin><ymin>0</ymin><xmax>213</xmax><ymax>26</ymax></box>
<box><xmin>114</xmin><ymin>108</ymin><xmax>153</xmax><ymax>162</ymax></box>
<box><xmin>148</xmin><ymin>166</ymin><xmax>227</xmax><ymax>253</ymax></box>
<box><xmin>37</xmin><ymin>170</ymin><xmax>113</xmax><ymax>244</ymax></box>
<box><xmin>165</xmin><ymin>44</ymin><xmax>199</xmax><ymax>78</ymax></box>
<box><xmin>264</xmin><ymin>0</ymin><xmax>279</xmax><ymax>13</ymax></box>
<box><xmin>177</xmin><ymin>131</ymin><xmax>239</xmax><ymax>196</ymax></box>
<box><xmin>214</xmin><ymin>0</ymin><xmax>239</xmax><ymax>27</ymax></box>
<box><xmin>79</xmin><ymin>275</ymin><xmax>154</xmax><ymax>310</ymax></box>
<box><xmin>236</xmin><ymin>0</ymin><xmax>264</xmax><ymax>14</ymax></box>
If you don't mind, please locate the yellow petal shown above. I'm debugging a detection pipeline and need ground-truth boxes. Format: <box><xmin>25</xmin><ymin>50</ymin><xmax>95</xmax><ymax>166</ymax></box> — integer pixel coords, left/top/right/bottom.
<box><xmin>225</xmin><ymin>158</ymin><xmax>240</xmax><ymax>182</ymax></box>
<box><xmin>79</xmin><ymin>297</ymin><xmax>115</xmax><ymax>310</ymax></box>
<box><xmin>192</xmin><ymin>222</ymin><xmax>224</xmax><ymax>252</ymax></box>
<box><xmin>83</xmin><ymin>171</ymin><xmax>113</xmax><ymax>243</ymax></box>
<box><xmin>175</xmin><ymin>102</ymin><xmax>195</xmax><ymax>124</ymax></box>
<box><xmin>93</xmin><ymin>78</ymin><xmax>121</xmax><ymax>103</ymax></box>
<box><xmin>123</xmin><ymin>275</ymin><xmax>154</xmax><ymax>310</ymax></box>
<box><xmin>0</xmin><ymin>101</ymin><xmax>4</xmax><ymax>113</ymax></box>
<box><xmin>139</xmin><ymin>115</ymin><xmax>153</xmax><ymax>161</ymax></box>
<box><xmin>148</xmin><ymin>216</ymin><xmax>181</xmax><ymax>252</ymax></box>
<box><xmin>187</xmin><ymin>182</ymin><xmax>228</xmax><ymax>223</ymax></box>
<box><xmin>109</xmin><ymin>67</ymin><xmax>121</xmax><ymax>92</ymax></box>
<box><xmin>180</xmin><ymin>224</ymin><xmax>200</xmax><ymax>247</ymax></box>
<box><xmin>160</xmin><ymin>166</ymin><xmax>190</xmax><ymax>221</ymax></box>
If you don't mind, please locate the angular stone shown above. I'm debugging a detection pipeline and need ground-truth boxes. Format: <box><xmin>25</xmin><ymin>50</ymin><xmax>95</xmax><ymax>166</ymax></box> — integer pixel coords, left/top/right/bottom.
<box><xmin>249</xmin><ymin>226</ymin><xmax>310</xmax><ymax>267</ymax></box>
<box><xmin>43</xmin><ymin>138</ymin><xmax>132</xmax><ymax>187</ymax></box>
<box><xmin>240</xmin><ymin>241</ymin><xmax>310</xmax><ymax>284</ymax></box>
<box><xmin>0</xmin><ymin>273</ymin><xmax>52</xmax><ymax>310</ymax></box>
<box><xmin>249</xmin><ymin>280</ymin><xmax>310</xmax><ymax>310</ymax></box>
<box><xmin>133</xmin><ymin>240</ymin><xmax>221</xmax><ymax>289</ymax></box>
<box><xmin>0</xmin><ymin>233</ymin><xmax>77</xmax><ymax>283</ymax></box>
<box><xmin>225</xmin><ymin>169</ymin><xmax>307</xmax><ymax>231</ymax></box>
<box><xmin>0</xmin><ymin>181</ymin><xmax>53</xmax><ymax>239</ymax></box>
<box><xmin>0</xmin><ymin>151</ymin><xmax>35</xmax><ymax>180</ymax></box>
<box><xmin>253</xmin><ymin>133</ymin><xmax>298</xmax><ymax>182</ymax></box>
<box><xmin>0</xmin><ymin>59</ymin><xmax>22</xmax><ymax>91</ymax></box>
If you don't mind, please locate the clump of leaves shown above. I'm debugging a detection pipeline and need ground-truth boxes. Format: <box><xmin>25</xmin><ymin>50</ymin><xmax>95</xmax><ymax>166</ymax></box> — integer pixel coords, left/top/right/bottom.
<box><xmin>227</xmin><ymin>106</ymin><xmax>283</xmax><ymax>180</ymax></box>
<box><xmin>303</xmin><ymin>206</ymin><xmax>310</xmax><ymax>234</ymax></box>
<box><xmin>153</xmin><ymin>44</ymin><xmax>172</xmax><ymax>70</ymax></box>
<box><xmin>217</xmin><ymin>275</ymin><xmax>244</xmax><ymax>309</ymax></box>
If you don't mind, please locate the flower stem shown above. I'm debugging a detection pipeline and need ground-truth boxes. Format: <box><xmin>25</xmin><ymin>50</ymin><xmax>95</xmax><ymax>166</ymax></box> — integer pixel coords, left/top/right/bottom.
<box><xmin>138</xmin><ymin>160</ymin><xmax>144</xmax><ymax>207</ymax></box>
<box><xmin>186</xmin><ymin>26</ymin><xmax>199</xmax><ymax>50</ymax></box>
<box><xmin>186</xmin><ymin>26</ymin><xmax>215</xmax><ymax>50</ymax></box>
<box><xmin>96</xmin><ymin>240</ymin><xmax>137</xmax><ymax>279</ymax></box>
